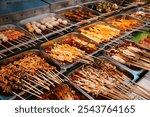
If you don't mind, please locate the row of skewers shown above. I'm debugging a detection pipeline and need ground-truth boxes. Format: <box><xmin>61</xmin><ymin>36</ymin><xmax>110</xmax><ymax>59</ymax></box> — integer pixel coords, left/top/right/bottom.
<box><xmin>43</xmin><ymin>35</ymin><xmax>98</xmax><ymax>64</ymax></box>
<box><xmin>0</xmin><ymin>29</ymin><xmax>38</xmax><ymax>57</ymax></box>
<box><xmin>0</xmin><ymin>40</ymin><xmax>150</xmax><ymax>100</ymax></box>
<box><xmin>107</xmin><ymin>42</ymin><xmax>150</xmax><ymax>71</ymax></box>
<box><xmin>0</xmin><ymin>51</ymin><xmax>88</xmax><ymax>100</ymax></box>
<box><xmin>79</xmin><ymin>23</ymin><xmax>121</xmax><ymax>43</ymax></box>
<box><xmin>60</xmin><ymin>8</ymin><xmax>98</xmax><ymax>22</ymax></box>
<box><xmin>105</xmin><ymin>15</ymin><xmax>143</xmax><ymax>31</ymax></box>
<box><xmin>0</xmin><ymin>53</ymin><xmax>56</xmax><ymax>95</ymax></box>
<box><xmin>0</xmin><ymin>50</ymin><xmax>149</xmax><ymax>100</ymax></box>
<box><xmin>24</xmin><ymin>16</ymin><xmax>69</xmax><ymax>35</ymax></box>
<box><xmin>69</xmin><ymin>58</ymin><xmax>150</xmax><ymax>100</ymax></box>
<box><xmin>129</xmin><ymin>11</ymin><xmax>150</xmax><ymax>22</ymax></box>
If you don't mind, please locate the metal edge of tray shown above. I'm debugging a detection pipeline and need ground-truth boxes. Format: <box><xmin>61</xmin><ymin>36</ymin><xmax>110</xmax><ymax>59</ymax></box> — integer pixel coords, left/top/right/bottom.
<box><xmin>17</xmin><ymin>13</ymin><xmax>74</xmax><ymax>40</ymax></box>
<box><xmin>75</xmin><ymin>21</ymin><xmax>126</xmax><ymax>47</ymax></box>
<box><xmin>0</xmin><ymin>49</ymin><xmax>61</xmax><ymax>100</ymax></box>
<box><xmin>63</xmin><ymin>55</ymin><xmax>136</xmax><ymax>100</ymax></box>
<box><xmin>55</xmin><ymin>5</ymin><xmax>100</xmax><ymax>24</ymax></box>
<box><xmin>102</xmin><ymin>39</ymin><xmax>148</xmax><ymax>77</ymax></box>
<box><xmin>39</xmin><ymin>32</ymin><xmax>101</xmax><ymax>70</ymax></box>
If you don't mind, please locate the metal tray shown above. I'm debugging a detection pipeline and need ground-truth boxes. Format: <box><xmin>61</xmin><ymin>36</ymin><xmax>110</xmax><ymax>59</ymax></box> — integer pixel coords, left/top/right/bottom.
<box><xmin>83</xmin><ymin>1</ymin><xmax>123</xmax><ymax>15</ymax></box>
<box><xmin>65</xmin><ymin>56</ymin><xmax>136</xmax><ymax>100</ymax></box>
<box><xmin>0</xmin><ymin>24</ymin><xmax>36</xmax><ymax>60</ymax></box>
<box><xmin>18</xmin><ymin>13</ymin><xmax>73</xmax><ymax>40</ymax></box>
<box><xmin>55</xmin><ymin>5</ymin><xmax>100</xmax><ymax>23</ymax></box>
<box><xmin>0</xmin><ymin>49</ymin><xmax>61</xmax><ymax>100</ymax></box>
<box><xmin>40</xmin><ymin>32</ymin><xmax>100</xmax><ymax>70</ymax></box>
<box><xmin>125</xmin><ymin>8</ymin><xmax>150</xmax><ymax>23</ymax></box>
<box><xmin>76</xmin><ymin>21</ymin><xmax>125</xmax><ymax>47</ymax></box>
<box><xmin>103</xmin><ymin>40</ymin><xmax>149</xmax><ymax>77</ymax></box>
<box><xmin>104</xmin><ymin>14</ymin><xmax>146</xmax><ymax>32</ymax></box>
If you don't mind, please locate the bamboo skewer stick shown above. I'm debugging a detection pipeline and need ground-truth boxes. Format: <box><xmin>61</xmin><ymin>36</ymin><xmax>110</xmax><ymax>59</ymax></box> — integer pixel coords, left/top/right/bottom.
<box><xmin>31</xmin><ymin>32</ymin><xmax>43</xmax><ymax>42</ymax></box>
<box><xmin>20</xmin><ymin>37</ymin><xmax>36</xmax><ymax>46</ymax></box>
<box><xmin>12</xmin><ymin>91</ymin><xmax>25</xmax><ymax>100</ymax></box>
<box><xmin>27</xmin><ymin>77</ymin><xmax>50</xmax><ymax>90</ymax></box>
<box><xmin>46</xmin><ymin>28</ymin><xmax>64</xmax><ymax>35</ymax></box>
<box><xmin>0</xmin><ymin>52</ymin><xmax>6</xmax><ymax>57</ymax></box>
<box><xmin>0</xmin><ymin>44</ymin><xmax>14</xmax><ymax>53</ymax></box>
<box><xmin>7</xmin><ymin>41</ymin><xmax>22</xmax><ymax>50</ymax></box>
<box><xmin>21</xmin><ymin>88</ymin><xmax>41</xmax><ymax>98</ymax></box>
<box><xmin>12</xmin><ymin>39</ymin><xmax>30</xmax><ymax>48</ymax></box>
<box><xmin>23</xmin><ymin>84</ymin><xmax>41</xmax><ymax>95</ymax></box>
<box><xmin>40</xmin><ymin>33</ymin><xmax>49</xmax><ymax>42</ymax></box>
<box><xmin>27</xmin><ymin>73</ymin><xmax>51</xmax><ymax>89</ymax></box>
<box><xmin>14</xmin><ymin>38</ymin><xmax>32</xmax><ymax>47</ymax></box>
<box><xmin>21</xmin><ymin>37</ymin><xmax>37</xmax><ymax>46</ymax></box>
<box><xmin>42</xmin><ymin>70</ymin><xmax>63</xmax><ymax>84</ymax></box>
<box><xmin>22</xmin><ymin>79</ymin><xmax>44</xmax><ymax>94</ymax></box>
<box><xmin>36</xmin><ymin>72</ymin><xmax>55</xmax><ymax>86</ymax></box>
<box><xmin>33</xmin><ymin>75</ymin><xmax>51</xmax><ymax>87</ymax></box>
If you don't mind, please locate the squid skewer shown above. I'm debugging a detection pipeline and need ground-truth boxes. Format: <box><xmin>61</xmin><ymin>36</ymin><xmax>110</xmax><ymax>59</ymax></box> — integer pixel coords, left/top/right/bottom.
<box><xmin>41</xmin><ymin>70</ymin><xmax>63</xmax><ymax>84</ymax></box>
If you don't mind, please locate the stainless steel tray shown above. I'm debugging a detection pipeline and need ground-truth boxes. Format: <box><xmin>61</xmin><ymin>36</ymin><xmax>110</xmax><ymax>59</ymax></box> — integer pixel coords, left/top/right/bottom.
<box><xmin>103</xmin><ymin>40</ymin><xmax>149</xmax><ymax>76</ymax></box>
<box><xmin>104</xmin><ymin>14</ymin><xmax>146</xmax><ymax>32</ymax></box>
<box><xmin>55</xmin><ymin>5</ymin><xmax>100</xmax><ymax>23</ymax></box>
<box><xmin>76</xmin><ymin>21</ymin><xmax>125</xmax><ymax>47</ymax></box>
<box><xmin>65</xmin><ymin>56</ymin><xmax>137</xmax><ymax>100</ymax></box>
<box><xmin>0</xmin><ymin>49</ymin><xmax>61</xmax><ymax>100</ymax></box>
<box><xmin>0</xmin><ymin>24</ymin><xmax>36</xmax><ymax>59</ymax></box>
<box><xmin>40</xmin><ymin>32</ymin><xmax>100</xmax><ymax>70</ymax></box>
<box><xmin>83</xmin><ymin>1</ymin><xmax>123</xmax><ymax>15</ymax></box>
<box><xmin>18</xmin><ymin>13</ymin><xmax>73</xmax><ymax>40</ymax></box>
